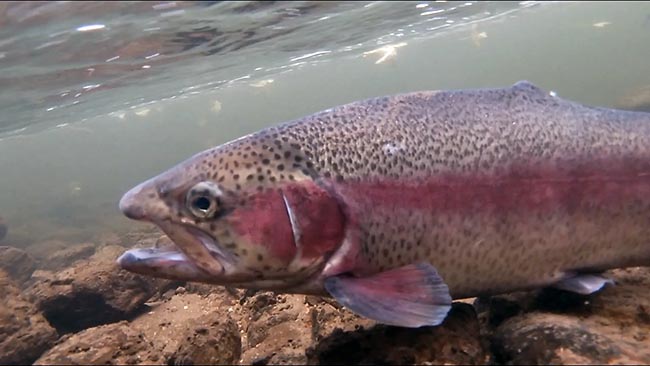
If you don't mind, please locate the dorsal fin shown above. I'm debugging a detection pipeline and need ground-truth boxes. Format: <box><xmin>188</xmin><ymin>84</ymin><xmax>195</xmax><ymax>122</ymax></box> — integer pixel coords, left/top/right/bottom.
<box><xmin>510</xmin><ymin>80</ymin><xmax>548</xmax><ymax>96</ymax></box>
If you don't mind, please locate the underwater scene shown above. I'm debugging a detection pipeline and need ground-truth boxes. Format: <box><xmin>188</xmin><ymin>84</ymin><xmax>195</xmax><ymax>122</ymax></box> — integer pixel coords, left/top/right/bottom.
<box><xmin>1</xmin><ymin>1</ymin><xmax>650</xmax><ymax>364</ymax></box>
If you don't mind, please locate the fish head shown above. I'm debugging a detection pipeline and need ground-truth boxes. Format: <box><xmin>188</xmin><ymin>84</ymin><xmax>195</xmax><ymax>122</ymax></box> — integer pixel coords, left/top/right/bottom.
<box><xmin>117</xmin><ymin>137</ymin><xmax>346</xmax><ymax>290</ymax></box>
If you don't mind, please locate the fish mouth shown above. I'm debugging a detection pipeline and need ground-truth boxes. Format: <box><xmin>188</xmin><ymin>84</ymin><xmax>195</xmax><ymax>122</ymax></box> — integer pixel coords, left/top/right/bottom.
<box><xmin>117</xmin><ymin>221</ymin><xmax>238</xmax><ymax>283</ymax></box>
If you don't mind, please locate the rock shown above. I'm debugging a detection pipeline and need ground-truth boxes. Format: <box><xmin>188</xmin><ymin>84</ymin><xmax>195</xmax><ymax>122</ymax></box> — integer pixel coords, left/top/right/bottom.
<box><xmin>237</xmin><ymin>291</ymin><xmax>488</xmax><ymax>365</ymax></box>
<box><xmin>128</xmin><ymin>289</ymin><xmax>242</xmax><ymax>364</ymax></box>
<box><xmin>35</xmin><ymin>290</ymin><xmax>242</xmax><ymax>365</ymax></box>
<box><xmin>24</xmin><ymin>239</ymin><xmax>69</xmax><ymax>261</ymax></box>
<box><xmin>39</xmin><ymin>242</ymin><xmax>96</xmax><ymax>270</ymax></box>
<box><xmin>0</xmin><ymin>216</ymin><xmax>6</xmax><ymax>241</ymax></box>
<box><xmin>25</xmin><ymin>245</ymin><xmax>176</xmax><ymax>334</ymax></box>
<box><xmin>34</xmin><ymin>321</ymin><xmax>148</xmax><ymax>365</ymax></box>
<box><xmin>493</xmin><ymin>314</ymin><xmax>622</xmax><ymax>364</ymax></box>
<box><xmin>0</xmin><ymin>246</ymin><xmax>37</xmax><ymax>284</ymax></box>
<box><xmin>307</xmin><ymin>303</ymin><xmax>489</xmax><ymax>365</ymax></box>
<box><xmin>91</xmin><ymin>231</ymin><xmax>123</xmax><ymax>247</ymax></box>
<box><xmin>167</xmin><ymin>313</ymin><xmax>241</xmax><ymax>365</ymax></box>
<box><xmin>24</xmin><ymin>240</ymin><xmax>96</xmax><ymax>270</ymax></box>
<box><xmin>0</xmin><ymin>270</ymin><xmax>58</xmax><ymax>365</ymax></box>
<box><xmin>490</xmin><ymin>267</ymin><xmax>650</xmax><ymax>364</ymax></box>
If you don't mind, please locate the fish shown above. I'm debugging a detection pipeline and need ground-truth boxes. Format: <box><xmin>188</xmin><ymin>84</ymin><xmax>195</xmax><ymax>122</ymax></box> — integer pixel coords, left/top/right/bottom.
<box><xmin>117</xmin><ymin>81</ymin><xmax>650</xmax><ymax>328</ymax></box>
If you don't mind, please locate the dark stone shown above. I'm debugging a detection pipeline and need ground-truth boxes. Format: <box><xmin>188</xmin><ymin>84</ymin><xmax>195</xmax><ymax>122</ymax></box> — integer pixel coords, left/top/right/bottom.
<box><xmin>0</xmin><ymin>246</ymin><xmax>37</xmax><ymax>284</ymax></box>
<box><xmin>492</xmin><ymin>313</ymin><xmax>621</xmax><ymax>365</ymax></box>
<box><xmin>307</xmin><ymin>303</ymin><xmax>488</xmax><ymax>365</ymax></box>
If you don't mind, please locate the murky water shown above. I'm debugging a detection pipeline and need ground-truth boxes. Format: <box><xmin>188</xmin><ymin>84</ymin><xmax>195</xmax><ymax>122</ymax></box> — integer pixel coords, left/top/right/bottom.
<box><xmin>0</xmin><ymin>1</ymin><xmax>649</xmax><ymax>247</ymax></box>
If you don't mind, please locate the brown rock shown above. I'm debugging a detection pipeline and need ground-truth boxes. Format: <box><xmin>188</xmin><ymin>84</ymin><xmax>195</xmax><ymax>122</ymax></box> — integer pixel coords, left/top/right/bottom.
<box><xmin>24</xmin><ymin>240</ymin><xmax>96</xmax><ymax>270</ymax></box>
<box><xmin>34</xmin><ymin>321</ymin><xmax>148</xmax><ymax>365</ymax></box>
<box><xmin>0</xmin><ymin>270</ymin><xmax>58</xmax><ymax>365</ymax></box>
<box><xmin>24</xmin><ymin>239</ymin><xmax>68</xmax><ymax>261</ymax></box>
<box><xmin>238</xmin><ymin>291</ymin><xmax>487</xmax><ymax>365</ymax></box>
<box><xmin>39</xmin><ymin>242</ymin><xmax>96</xmax><ymax>270</ymax></box>
<box><xmin>167</xmin><ymin>313</ymin><xmax>241</xmax><ymax>365</ymax></box>
<box><xmin>306</xmin><ymin>303</ymin><xmax>489</xmax><ymax>365</ymax></box>
<box><xmin>489</xmin><ymin>267</ymin><xmax>650</xmax><ymax>364</ymax></box>
<box><xmin>25</xmin><ymin>245</ymin><xmax>176</xmax><ymax>334</ymax></box>
<box><xmin>0</xmin><ymin>246</ymin><xmax>37</xmax><ymax>284</ymax></box>
<box><xmin>91</xmin><ymin>231</ymin><xmax>123</xmax><ymax>247</ymax></box>
<box><xmin>493</xmin><ymin>313</ymin><xmax>622</xmax><ymax>364</ymax></box>
<box><xmin>127</xmin><ymin>289</ymin><xmax>242</xmax><ymax>364</ymax></box>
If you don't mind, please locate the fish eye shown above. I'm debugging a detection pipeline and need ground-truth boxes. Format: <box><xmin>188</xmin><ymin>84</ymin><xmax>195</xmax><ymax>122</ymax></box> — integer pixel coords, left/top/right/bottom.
<box><xmin>186</xmin><ymin>181</ymin><xmax>222</xmax><ymax>219</ymax></box>
<box><xmin>192</xmin><ymin>196</ymin><xmax>212</xmax><ymax>212</ymax></box>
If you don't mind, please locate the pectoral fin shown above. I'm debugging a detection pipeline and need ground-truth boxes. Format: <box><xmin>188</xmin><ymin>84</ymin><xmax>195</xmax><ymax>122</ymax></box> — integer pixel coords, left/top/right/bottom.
<box><xmin>553</xmin><ymin>273</ymin><xmax>615</xmax><ymax>295</ymax></box>
<box><xmin>323</xmin><ymin>263</ymin><xmax>452</xmax><ymax>328</ymax></box>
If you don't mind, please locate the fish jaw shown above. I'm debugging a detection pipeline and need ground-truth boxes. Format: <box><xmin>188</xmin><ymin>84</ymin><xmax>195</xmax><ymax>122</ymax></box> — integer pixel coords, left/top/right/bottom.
<box><xmin>117</xmin><ymin>248</ymin><xmax>215</xmax><ymax>282</ymax></box>
<box><xmin>117</xmin><ymin>170</ymin><xmax>245</xmax><ymax>282</ymax></box>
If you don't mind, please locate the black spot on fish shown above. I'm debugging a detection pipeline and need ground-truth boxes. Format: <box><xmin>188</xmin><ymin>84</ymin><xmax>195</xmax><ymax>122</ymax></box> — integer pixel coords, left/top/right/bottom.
<box><xmin>262</xmin><ymin>158</ymin><xmax>270</xmax><ymax>165</ymax></box>
<box><xmin>257</xmin><ymin>254</ymin><xmax>263</xmax><ymax>261</ymax></box>
<box><xmin>277</xmin><ymin>164</ymin><xmax>285</xmax><ymax>171</ymax></box>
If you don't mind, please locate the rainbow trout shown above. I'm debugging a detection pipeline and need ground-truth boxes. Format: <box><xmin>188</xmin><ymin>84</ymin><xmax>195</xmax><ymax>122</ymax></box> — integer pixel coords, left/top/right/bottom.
<box><xmin>118</xmin><ymin>81</ymin><xmax>650</xmax><ymax>327</ymax></box>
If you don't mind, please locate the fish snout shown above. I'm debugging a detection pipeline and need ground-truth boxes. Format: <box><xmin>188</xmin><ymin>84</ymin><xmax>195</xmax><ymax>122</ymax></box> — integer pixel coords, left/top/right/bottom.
<box><xmin>120</xmin><ymin>195</ymin><xmax>147</xmax><ymax>220</ymax></box>
<box><xmin>119</xmin><ymin>181</ymin><xmax>167</xmax><ymax>221</ymax></box>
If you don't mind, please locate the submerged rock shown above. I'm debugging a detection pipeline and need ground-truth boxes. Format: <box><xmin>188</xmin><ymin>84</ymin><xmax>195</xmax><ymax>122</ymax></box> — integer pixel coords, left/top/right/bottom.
<box><xmin>25</xmin><ymin>245</ymin><xmax>175</xmax><ymax>334</ymax></box>
<box><xmin>40</xmin><ymin>242</ymin><xmax>96</xmax><ymax>270</ymax></box>
<box><xmin>167</xmin><ymin>313</ymin><xmax>241</xmax><ymax>365</ymax></box>
<box><xmin>307</xmin><ymin>303</ymin><xmax>489</xmax><ymax>365</ymax></box>
<box><xmin>0</xmin><ymin>270</ymin><xmax>58</xmax><ymax>365</ymax></box>
<box><xmin>236</xmin><ymin>291</ymin><xmax>489</xmax><ymax>365</ymax></box>
<box><xmin>34</xmin><ymin>321</ymin><xmax>148</xmax><ymax>365</ymax></box>
<box><xmin>489</xmin><ymin>267</ymin><xmax>650</xmax><ymax>364</ymax></box>
<box><xmin>35</xmin><ymin>291</ymin><xmax>242</xmax><ymax>365</ymax></box>
<box><xmin>0</xmin><ymin>246</ymin><xmax>37</xmax><ymax>285</ymax></box>
<box><xmin>24</xmin><ymin>240</ymin><xmax>96</xmax><ymax>270</ymax></box>
<box><xmin>492</xmin><ymin>313</ymin><xmax>644</xmax><ymax>364</ymax></box>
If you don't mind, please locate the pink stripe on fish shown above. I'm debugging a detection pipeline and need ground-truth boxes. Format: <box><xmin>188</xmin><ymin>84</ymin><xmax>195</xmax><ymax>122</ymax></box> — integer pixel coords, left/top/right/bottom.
<box><xmin>332</xmin><ymin>157</ymin><xmax>650</xmax><ymax>214</ymax></box>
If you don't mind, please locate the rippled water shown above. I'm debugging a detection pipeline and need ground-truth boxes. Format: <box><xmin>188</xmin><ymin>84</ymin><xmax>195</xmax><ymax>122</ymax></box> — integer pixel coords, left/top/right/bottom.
<box><xmin>0</xmin><ymin>0</ymin><xmax>528</xmax><ymax>136</ymax></box>
<box><xmin>1</xmin><ymin>1</ymin><xmax>649</xmax><ymax>246</ymax></box>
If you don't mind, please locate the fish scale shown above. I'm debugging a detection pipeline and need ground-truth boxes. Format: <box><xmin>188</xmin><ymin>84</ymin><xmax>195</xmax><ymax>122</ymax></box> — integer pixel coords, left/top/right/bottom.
<box><xmin>117</xmin><ymin>81</ymin><xmax>650</xmax><ymax>327</ymax></box>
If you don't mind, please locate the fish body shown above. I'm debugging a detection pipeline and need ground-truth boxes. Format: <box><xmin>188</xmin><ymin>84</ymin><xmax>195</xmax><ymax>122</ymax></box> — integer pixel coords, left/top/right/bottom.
<box><xmin>118</xmin><ymin>81</ymin><xmax>650</xmax><ymax>327</ymax></box>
